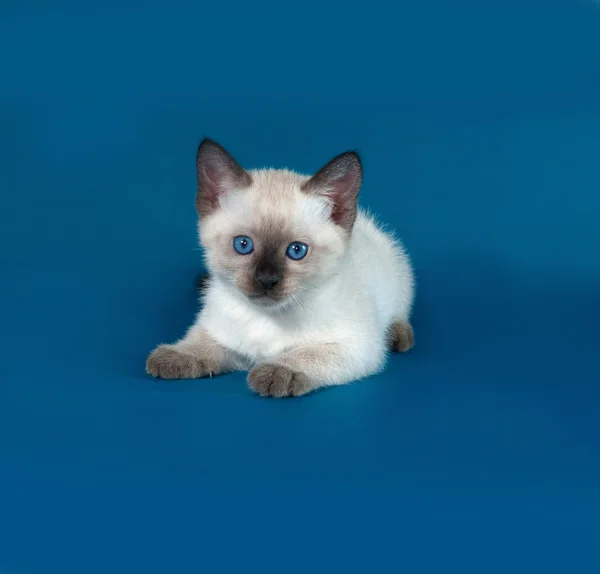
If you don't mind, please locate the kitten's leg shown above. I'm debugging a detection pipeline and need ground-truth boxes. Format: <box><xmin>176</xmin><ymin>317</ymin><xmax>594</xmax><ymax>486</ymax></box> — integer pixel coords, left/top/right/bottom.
<box><xmin>387</xmin><ymin>320</ymin><xmax>414</xmax><ymax>353</ymax></box>
<box><xmin>248</xmin><ymin>343</ymin><xmax>380</xmax><ymax>398</ymax></box>
<box><xmin>146</xmin><ymin>327</ymin><xmax>243</xmax><ymax>380</ymax></box>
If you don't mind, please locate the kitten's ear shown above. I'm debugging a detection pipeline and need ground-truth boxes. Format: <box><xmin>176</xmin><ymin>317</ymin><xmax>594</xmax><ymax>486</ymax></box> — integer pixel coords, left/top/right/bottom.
<box><xmin>301</xmin><ymin>151</ymin><xmax>362</xmax><ymax>231</ymax></box>
<box><xmin>196</xmin><ymin>139</ymin><xmax>252</xmax><ymax>217</ymax></box>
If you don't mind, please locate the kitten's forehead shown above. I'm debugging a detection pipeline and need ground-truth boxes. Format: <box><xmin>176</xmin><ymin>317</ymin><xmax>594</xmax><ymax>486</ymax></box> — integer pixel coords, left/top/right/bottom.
<box><xmin>219</xmin><ymin>168</ymin><xmax>331</xmax><ymax>236</ymax></box>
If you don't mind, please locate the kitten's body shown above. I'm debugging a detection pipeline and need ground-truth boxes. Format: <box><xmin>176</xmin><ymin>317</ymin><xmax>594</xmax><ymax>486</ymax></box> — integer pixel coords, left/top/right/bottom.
<box><xmin>147</xmin><ymin>141</ymin><xmax>415</xmax><ymax>397</ymax></box>
<box><xmin>198</xmin><ymin>208</ymin><xmax>412</xmax><ymax>379</ymax></box>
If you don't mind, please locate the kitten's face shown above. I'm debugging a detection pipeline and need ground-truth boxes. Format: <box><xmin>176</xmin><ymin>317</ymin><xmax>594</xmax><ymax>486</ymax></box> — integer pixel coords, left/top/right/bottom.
<box><xmin>195</xmin><ymin>140</ymin><xmax>362</xmax><ymax>309</ymax></box>
<box><xmin>200</xmin><ymin>171</ymin><xmax>346</xmax><ymax>307</ymax></box>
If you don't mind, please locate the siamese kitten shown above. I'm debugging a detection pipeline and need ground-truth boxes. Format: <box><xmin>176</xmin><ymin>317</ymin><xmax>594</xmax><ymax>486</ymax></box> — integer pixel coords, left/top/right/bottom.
<box><xmin>146</xmin><ymin>139</ymin><xmax>415</xmax><ymax>397</ymax></box>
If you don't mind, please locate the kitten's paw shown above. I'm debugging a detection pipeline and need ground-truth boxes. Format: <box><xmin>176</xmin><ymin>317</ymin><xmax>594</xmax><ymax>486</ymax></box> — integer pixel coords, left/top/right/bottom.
<box><xmin>248</xmin><ymin>364</ymin><xmax>314</xmax><ymax>398</ymax></box>
<box><xmin>146</xmin><ymin>345</ymin><xmax>208</xmax><ymax>380</ymax></box>
<box><xmin>388</xmin><ymin>321</ymin><xmax>414</xmax><ymax>353</ymax></box>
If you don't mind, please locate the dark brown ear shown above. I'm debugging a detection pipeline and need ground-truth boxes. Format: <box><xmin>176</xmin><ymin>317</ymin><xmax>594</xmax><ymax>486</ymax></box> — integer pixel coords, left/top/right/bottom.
<box><xmin>196</xmin><ymin>139</ymin><xmax>252</xmax><ymax>217</ymax></box>
<box><xmin>301</xmin><ymin>151</ymin><xmax>362</xmax><ymax>231</ymax></box>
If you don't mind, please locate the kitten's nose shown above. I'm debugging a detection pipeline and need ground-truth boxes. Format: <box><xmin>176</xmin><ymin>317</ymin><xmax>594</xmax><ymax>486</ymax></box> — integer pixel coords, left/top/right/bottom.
<box><xmin>254</xmin><ymin>268</ymin><xmax>281</xmax><ymax>291</ymax></box>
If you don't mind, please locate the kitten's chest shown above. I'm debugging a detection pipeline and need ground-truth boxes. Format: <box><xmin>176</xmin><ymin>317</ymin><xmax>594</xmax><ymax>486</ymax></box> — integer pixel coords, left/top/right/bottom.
<box><xmin>208</xmin><ymin>305</ymin><xmax>298</xmax><ymax>360</ymax></box>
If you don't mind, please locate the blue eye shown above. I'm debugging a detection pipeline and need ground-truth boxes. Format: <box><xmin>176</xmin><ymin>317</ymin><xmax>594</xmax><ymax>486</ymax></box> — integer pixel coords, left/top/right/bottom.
<box><xmin>233</xmin><ymin>235</ymin><xmax>254</xmax><ymax>255</ymax></box>
<box><xmin>286</xmin><ymin>241</ymin><xmax>308</xmax><ymax>261</ymax></box>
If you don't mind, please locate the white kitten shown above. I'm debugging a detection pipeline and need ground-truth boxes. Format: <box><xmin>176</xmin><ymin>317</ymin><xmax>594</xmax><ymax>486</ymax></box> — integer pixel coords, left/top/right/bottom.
<box><xmin>146</xmin><ymin>139</ymin><xmax>415</xmax><ymax>397</ymax></box>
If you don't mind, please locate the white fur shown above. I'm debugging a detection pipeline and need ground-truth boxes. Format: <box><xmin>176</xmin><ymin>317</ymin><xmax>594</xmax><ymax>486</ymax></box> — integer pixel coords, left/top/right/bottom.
<box><xmin>181</xmin><ymin>194</ymin><xmax>414</xmax><ymax>388</ymax></box>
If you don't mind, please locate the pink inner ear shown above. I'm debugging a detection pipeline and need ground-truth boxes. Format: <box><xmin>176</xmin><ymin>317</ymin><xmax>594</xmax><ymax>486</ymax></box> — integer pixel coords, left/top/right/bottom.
<box><xmin>301</xmin><ymin>151</ymin><xmax>362</xmax><ymax>230</ymax></box>
<box><xmin>199</xmin><ymin>165</ymin><xmax>223</xmax><ymax>212</ymax></box>
<box><xmin>330</xmin><ymin>168</ymin><xmax>359</xmax><ymax>200</ymax></box>
<box><xmin>198</xmin><ymin>159</ymin><xmax>236</xmax><ymax>214</ymax></box>
<box><xmin>327</xmin><ymin>166</ymin><xmax>361</xmax><ymax>223</ymax></box>
<box><xmin>203</xmin><ymin>163</ymin><xmax>227</xmax><ymax>193</ymax></box>
<box><xmin>196</xmin><ymin>140</ymin><xmax>252</xmax><ymax>216</ymax></box>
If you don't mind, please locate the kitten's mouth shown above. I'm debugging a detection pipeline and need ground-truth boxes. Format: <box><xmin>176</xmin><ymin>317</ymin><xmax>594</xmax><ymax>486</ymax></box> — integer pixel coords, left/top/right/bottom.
<box><xmin>246</xmin><ymin>292</ymin><xmax>288</xmax><ymax>307</ymax></box>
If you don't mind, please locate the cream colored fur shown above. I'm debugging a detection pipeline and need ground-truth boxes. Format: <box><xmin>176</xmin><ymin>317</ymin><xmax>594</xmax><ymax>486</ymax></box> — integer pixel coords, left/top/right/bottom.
<box><xmin>147</xmin><ymin>152</ymin><xmax>415</xmax><ymax>397</ymax></box>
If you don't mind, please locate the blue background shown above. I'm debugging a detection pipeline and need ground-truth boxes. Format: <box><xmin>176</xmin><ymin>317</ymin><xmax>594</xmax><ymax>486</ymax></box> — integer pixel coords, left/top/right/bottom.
<box><xmin>1</xmin><ymin>0</ymin><xmax>599</xmax><ymax>572</ymax></box>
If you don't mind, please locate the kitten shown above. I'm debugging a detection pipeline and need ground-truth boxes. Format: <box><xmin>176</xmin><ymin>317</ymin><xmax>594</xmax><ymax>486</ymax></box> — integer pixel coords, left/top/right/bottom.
<box><xmin>146</xmin><ymin>139</ymin><xmax>415</xmax><ymax>397</ymax></box>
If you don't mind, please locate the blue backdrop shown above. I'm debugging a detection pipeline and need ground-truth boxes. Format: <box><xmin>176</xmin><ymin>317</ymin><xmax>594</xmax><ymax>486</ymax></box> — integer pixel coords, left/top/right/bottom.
<box><xmin>1</xmin><ymin>0</ymin><xmax>599</xmax><ymax>572</ymax></box>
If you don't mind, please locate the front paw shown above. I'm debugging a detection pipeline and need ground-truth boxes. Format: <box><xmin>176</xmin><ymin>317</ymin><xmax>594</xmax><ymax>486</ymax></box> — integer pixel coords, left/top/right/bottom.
<box><xmin>248</xmin><ymin>364</ymin><xmax>314</xmax><ymax>398</ymax></box>
<box><xmin>146</xmin><ymin>345</ymin><xmax>207</xmax><ymax>380</ymax></box>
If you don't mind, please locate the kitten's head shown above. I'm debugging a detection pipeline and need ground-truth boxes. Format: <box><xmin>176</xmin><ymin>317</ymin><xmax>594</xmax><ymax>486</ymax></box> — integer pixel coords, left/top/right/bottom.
<box><xmin>196</xmin><ymin>139</ymin><xmax>362</xmax><ymax>309</ymax></box>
